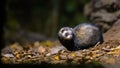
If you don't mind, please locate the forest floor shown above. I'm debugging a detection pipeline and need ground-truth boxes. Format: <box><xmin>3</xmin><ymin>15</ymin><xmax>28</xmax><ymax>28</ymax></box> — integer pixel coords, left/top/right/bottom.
<box><xmin>1</xmin><ymin>24</ymin><xmax>120</xmax><ymax>68</ymax></box>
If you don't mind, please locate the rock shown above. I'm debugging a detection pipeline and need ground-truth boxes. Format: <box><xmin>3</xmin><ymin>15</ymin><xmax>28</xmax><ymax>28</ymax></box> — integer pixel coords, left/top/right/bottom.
<box><xmin>37</xmin><ymin>46</ymin><xmax>46</xmax><ymax>54</ymax></box>
<box><xmin>59</xmin><ymin>54</ymin><xmax>67</xmax><ymax>60</ymax></box>
<box><xmin>84</xmin><ymin>0</ymin><xmax>120</xmax><ymax>32</ymax></box>
<box><xmin>2</xmin><ymin>54</ymin><xmax>14</xmax><ymax>58</ymax></box>
<box><xmin>103</xmin><ymin>20</ymin><xmax>120</xmax><ymax>41</ymax></box>
<box><xmin>50</xmin><ymin>46</ymin><xmax>65</xmax><ymax>55</ymax></box>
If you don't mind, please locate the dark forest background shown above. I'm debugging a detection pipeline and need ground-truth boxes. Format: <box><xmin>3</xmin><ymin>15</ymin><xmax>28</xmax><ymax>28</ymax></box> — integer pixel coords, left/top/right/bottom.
<box><xmin>3</xmin><ymin>0</ymin><xmax>89</xmax><ymax>44</ymax></box>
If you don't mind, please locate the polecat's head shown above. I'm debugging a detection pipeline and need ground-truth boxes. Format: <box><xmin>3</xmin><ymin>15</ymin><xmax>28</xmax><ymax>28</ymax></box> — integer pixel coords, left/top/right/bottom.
<box><xmin>58</xmin><ymin>27</ymin><xmax>73</xmax><ymax>40</ymax></box>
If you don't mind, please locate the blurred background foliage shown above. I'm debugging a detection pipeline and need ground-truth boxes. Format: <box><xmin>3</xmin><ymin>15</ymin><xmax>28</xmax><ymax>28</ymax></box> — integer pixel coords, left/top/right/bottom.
<box><xmin>4</xmin><ymin>0</ymin><xmax>89</xmax><ymax>44</ymax></box>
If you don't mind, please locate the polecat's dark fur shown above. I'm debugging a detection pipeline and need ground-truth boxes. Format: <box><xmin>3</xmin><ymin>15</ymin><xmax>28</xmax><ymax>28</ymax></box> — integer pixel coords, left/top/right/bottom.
<box><xmin>58</xmin><ymin>23</ymin><xmax>104</xmax><ymax>51</ymax></box>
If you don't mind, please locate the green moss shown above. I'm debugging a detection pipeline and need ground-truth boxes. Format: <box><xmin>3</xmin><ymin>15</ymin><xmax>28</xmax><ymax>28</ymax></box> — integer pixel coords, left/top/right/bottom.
<box><xmin>6</xmin><ymin>19</ymin><xmax>20</xmax><ymax>30</ymax></box>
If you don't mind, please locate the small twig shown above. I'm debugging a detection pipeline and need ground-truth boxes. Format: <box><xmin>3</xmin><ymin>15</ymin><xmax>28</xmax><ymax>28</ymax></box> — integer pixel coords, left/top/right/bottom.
<box><xmin>102</xmin><ymin>47</ymin><xmax>111</xmax><ymax>52</ymax></box>
<box><xmin>95</xmin><ymin>42</ymin><xmax>100</xmax><ymax>47</ymax></box>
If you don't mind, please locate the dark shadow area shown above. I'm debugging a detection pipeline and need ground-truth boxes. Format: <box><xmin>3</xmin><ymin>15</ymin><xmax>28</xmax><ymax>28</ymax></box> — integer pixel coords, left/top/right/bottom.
<box><xmin>0</xmin><ymin>0</ymin><xmax>6</xmax><ymax>61</ymax></box>
<box><xmin>4</xmin><ymin>0</ymin><xmax>89</xmax><ymax>44</ymax></box>
<box><xmin>2</xmin><ymin>61</ymin><xmax>104</xmax><ymax>68</ymax></box>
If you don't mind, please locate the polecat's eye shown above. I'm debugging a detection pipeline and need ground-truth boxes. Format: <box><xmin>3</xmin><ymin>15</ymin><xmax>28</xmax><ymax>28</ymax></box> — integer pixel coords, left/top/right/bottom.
<box><xmin>61</xmin><ymin>29</ymin><xmax>65</xmax><ymax>33</ymax></box>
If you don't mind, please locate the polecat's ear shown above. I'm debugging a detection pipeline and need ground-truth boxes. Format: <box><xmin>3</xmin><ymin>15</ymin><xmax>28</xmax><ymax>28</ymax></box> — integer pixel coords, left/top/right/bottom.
<box><xmin>59</xmin><ymin>27</ymin><xmax>64</xmax><ymax>34</ymax></box>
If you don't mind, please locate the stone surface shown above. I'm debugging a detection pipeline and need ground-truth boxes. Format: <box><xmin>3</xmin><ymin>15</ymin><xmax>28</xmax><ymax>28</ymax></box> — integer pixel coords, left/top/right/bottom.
<box><xmin>84</xmin><ymin>0</ymin><xmax>120</xmax><ymax>32</ymax></box>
